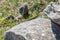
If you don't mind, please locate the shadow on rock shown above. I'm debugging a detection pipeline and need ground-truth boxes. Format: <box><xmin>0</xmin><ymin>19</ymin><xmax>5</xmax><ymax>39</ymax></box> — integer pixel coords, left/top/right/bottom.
<box><xmin>4</xmin><ymin>31</ymin><xmax>26</xmax><ymax>40</ymax></box>
<box><xmin>51</xmin><ymin>21</ymin><xmax>60</xmax><ymax>40</ymax></box>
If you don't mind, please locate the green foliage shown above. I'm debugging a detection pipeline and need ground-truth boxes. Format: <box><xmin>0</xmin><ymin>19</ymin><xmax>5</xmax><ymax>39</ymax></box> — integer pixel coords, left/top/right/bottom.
<box><xmin>9</xmin><ymin>0</ymin><xmax>19</xmax><ymax>6</ymax></box>
<box><xmin>0</xmin><ymin>27</ymin><xmax>10</xmax><ymax>40</ymax></box>
<box><xmin>23</xmin><ymin>0</ymin><xmax>27</xmax><ymax>2</ymax></box>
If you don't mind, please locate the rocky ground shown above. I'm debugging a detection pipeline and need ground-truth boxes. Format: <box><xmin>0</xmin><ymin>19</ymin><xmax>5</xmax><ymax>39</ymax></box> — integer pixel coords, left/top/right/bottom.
<box><xmin>4</xmin><ymin>17</ymin><xmax>60</xmax><ymax>40</ymax></box>
<box><xmin>0</xmin><ymin>0</ymin><xmax>59</xmax><ymax>40</ymax></box>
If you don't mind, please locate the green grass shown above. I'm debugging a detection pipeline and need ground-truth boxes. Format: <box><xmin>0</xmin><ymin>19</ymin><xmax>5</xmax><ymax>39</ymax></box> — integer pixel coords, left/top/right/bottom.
<box><xmin>0</xmin><ymin>0</ymin><xmax>36</xmax><ymax>39</ymax></box>
<box><xmin>0</xmin><ymin>27</ymin><xmax>10</xmax><ymax>40</ymax></box>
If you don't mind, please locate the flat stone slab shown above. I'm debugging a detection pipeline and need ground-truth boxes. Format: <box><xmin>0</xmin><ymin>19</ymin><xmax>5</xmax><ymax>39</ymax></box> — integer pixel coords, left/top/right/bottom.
<box><xmin>4</xmin><ymin>18</ymin><xmax>60</xmax><ymax>40</ymax></box>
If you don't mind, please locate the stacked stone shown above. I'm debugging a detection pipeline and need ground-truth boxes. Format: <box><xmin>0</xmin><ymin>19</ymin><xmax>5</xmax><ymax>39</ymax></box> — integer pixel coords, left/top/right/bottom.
<box><xmin>43</xmin><ymin>2</ymin><xmax>60</xmax><ymax>25</ymax></box>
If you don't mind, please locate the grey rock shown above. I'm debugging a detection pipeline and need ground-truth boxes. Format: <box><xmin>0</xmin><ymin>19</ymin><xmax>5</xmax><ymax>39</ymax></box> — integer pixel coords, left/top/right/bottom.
<box><xmin>43</xmin><ymin>2</ymin><xmax>60</xmax><ymax>25</ymax></box>
<box><xmin>4</xmin><ymin>17</ymin><xmax>60</xmax><ymax>40</ymax></box>
<box><xmin>19</xmin><ymin>3</ymin><xmax>29</xmax><ymax>18</ymax></box>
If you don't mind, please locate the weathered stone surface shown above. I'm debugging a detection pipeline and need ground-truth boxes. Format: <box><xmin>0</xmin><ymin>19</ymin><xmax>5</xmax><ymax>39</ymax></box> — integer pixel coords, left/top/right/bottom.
<box><xmin>19</xmin><ymin>3</ymin><xmax>29</xmax><ymax>18</ymax></box>
<box><xmin>43</xmin><ymin>2</ymin><xmax>60</xmax><ymax>25</ymax></box>
<box><xmin>4</xmin><ymin>17</ymin><xmax>60</xmax><ymax>40</ymax></box>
